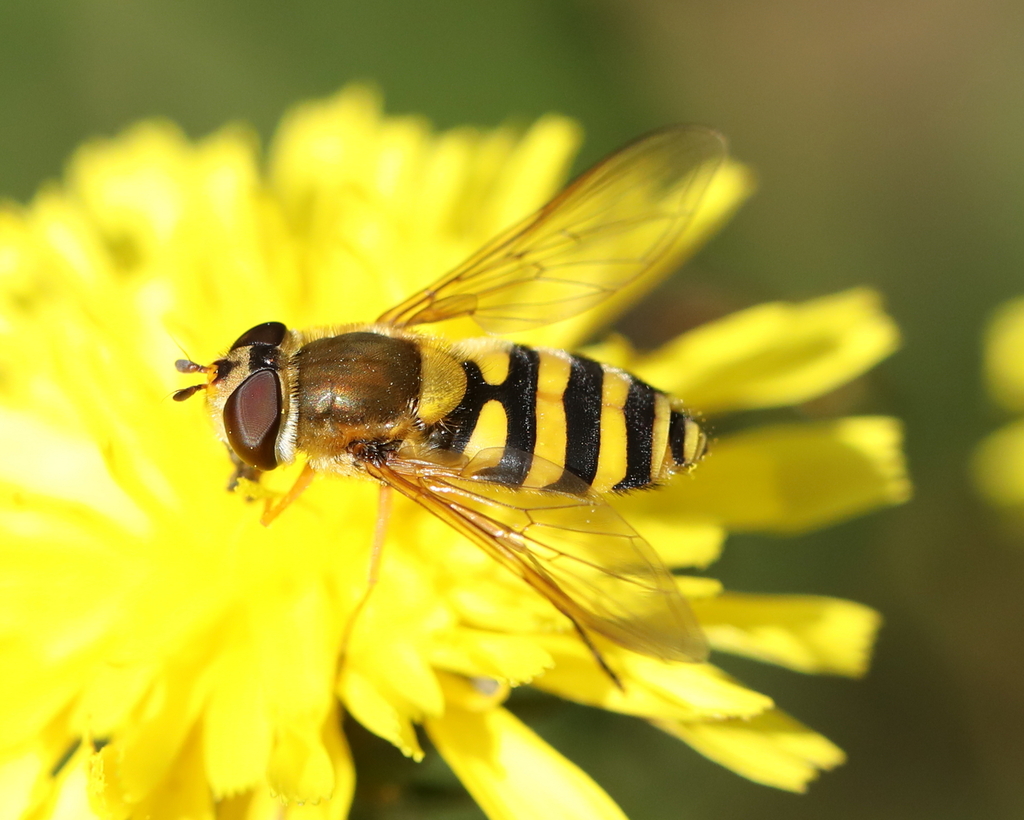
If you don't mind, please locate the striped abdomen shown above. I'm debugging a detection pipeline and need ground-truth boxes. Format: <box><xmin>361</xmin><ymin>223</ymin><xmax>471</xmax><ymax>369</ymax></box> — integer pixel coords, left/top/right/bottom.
<box><xmin>427</xmin><ymin>339</ymin><xmax>706</xmax><ymax>493</ymax></box>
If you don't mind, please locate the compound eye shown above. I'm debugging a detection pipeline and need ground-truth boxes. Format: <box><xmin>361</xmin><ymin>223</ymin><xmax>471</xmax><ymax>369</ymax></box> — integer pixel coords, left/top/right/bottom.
<box><xmin>223</xmin><ymin>369</ymin><xmax>282</xmax><ymax>470</ymax></box>
<box><xmin>230</xmin><ymin>321</ymin><xmax>287</xmax><ymax>351</ymax></box>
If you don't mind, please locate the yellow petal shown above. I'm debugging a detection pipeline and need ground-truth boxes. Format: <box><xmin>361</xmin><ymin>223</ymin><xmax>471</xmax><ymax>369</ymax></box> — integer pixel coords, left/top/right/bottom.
<box><xmin>172</xmin><ymin>127</ymin><xmax>298</xmax><ymax>336</ymax></box>
<box><xmin>983</xmin><ymin>296</ymin><xmax>1024</xmax><ymax>412</ymax></box>
<box><xmin>317</xmin><ymin>715</ymin><xmax>356</xmax><ymax>819</ymax></box>
<box><xmin>614</xmin><ymin>504</ymin><xmax>726</xmax><ymax>568</ymax></box>
<box><xmin>90</xmin><ymin>728</ymin><xmax>216</xmax><ymax>820</ymax></box>
<box><xmin>0</xmin><ymin>410</ymin><xmax>148</xmax><ymax>535</ymax></box>
<box><xmin>231</xmin><ymin>725</ymin><xmax>353</xmax><ymax>820</ymax></box>
<box><xmin>269</xmin><ymin>85</ymin><xmax>385</xmax><ymax>221</ymax></box>
<box><xmin>656</xmin><ymin>709</ymin><xmax>845</xmax><ymax>792</ymax></box>
<box><xmin>429</xmin><ymin>627</ymin><xmax>555</xmax><ymax>685</ymax></box>
<box><xmin>346</xmin><ymin>629</ymin><xmax>445</xmax><ymax>726</ymax></box>
<box><xmin>534</xmin><ymin>635</ymin><xmax>773</xmax><ymax>721</ymax></box>
<box><xmin>202</xmin><ymin>641</ymin><xmax>273</xmax><ymax>798</ymax></box>
<box><xmin>656</xmin><ymin>416</ymin><xmax>910</xmax><ymax>533</ymax></box>
<box><xmin>71</xmin><ymin>663</ymin><xmax>157</xmax><ymax>747</ymax></box>
<box><xmin>973</xmin><ymin>419</ymin><xmax>1024</xmax><ymax>508</ymax></box>
<box><xmin>0</xmin><ymin>205</ymin><xmax>50</xmax><ymax>321</ymax></box>
<box><xmin>268</xmin><ymin>716</ymin><xmax>335</xmax><ymax>798</ymax></box>
<box><xmin>694</xmin><ymin>593</ymin><xmax>881</xmax><ymax>676</ymax></box>
<box><xmin>51</xmin><ymin>757</ymin><xmax>103</xmax><ymax>820</ymax></box>
<box><xmin>339</xmin><ymin>668</ymin><xmax>423</xmax><ymax>761</ymax></box>
<box><xmin>0</xmin><ymin>722</ymin><xmax>81</xmax><ymax>820</ymax></box>
<box><xmin>88</xmin><ymin>743</ymin><xmax>132</xmax><ymax>817</ymax></box>
<box><xmin>425</xmin><ymin>676</ymin><xmax>628</xmax><ymax>820</ymax></box>
<box><xmin>0</xmin><ymin>746</ymin><xmax>42</xmax><ymax>818</ymax></box>
<box><xmin>636</xmin><ymin>289</ymin><xmax>899</xmax><ymax>414</ymax></box>
<box><xmin>0</xmin><ymin>524</ymin><xmax>131</xmax><ymax>750</ymax></box>
<box><xmin>68</xmin><ymin>120</ymin><xmax>193</xmax><ymax>249</ymax></box>
<box><xmin>131</xmin><ymin>731</ymin><xmax>215</xmax><ymax>820</ymax></box>
<box><xmin>250</xmin><ymin>582</ymin><xmax>337</xmax><ymax>727</ymax></box>
<box><xmin>113</xmin><ymin>663</ymin><xmax>208</xmax><ymax>802</ymax></box>
<box><xmin>620</xmin><ymin>654</ymin><xmax>772</xmax><ymax>719</ymax></box>
<box><xmin>675</xmin><ymin>575</ymin><xmax>723</xmax><ymax>601</ymax></box>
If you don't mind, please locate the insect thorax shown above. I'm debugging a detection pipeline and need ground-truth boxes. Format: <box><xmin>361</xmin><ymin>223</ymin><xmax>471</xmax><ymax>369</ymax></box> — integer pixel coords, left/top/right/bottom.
<box><xmin>292</xmin><ymin>328</ymin><xmax>467</xmax><ymax>461</ymax></box>
<box><xmin>293</xmin><ymin>331</ymin><xmax>421</xmax><ymax>451</ymax></box>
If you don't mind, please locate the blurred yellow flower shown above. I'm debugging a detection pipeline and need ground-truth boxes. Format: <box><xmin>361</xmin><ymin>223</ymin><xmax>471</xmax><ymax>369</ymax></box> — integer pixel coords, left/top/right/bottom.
<box><xmin>0</xmin><ymin>87</ymin><xmax>908</xmax><ymax>819</ymax></box>
<box><xmin>974</xmin><ymin>296</ymin><xmax>1024</xmax><ymax>517</ymax></box>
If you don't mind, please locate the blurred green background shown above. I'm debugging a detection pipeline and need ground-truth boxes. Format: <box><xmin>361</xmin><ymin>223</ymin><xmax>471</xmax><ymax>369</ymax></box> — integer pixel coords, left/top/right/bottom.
<box><xmin>3</xmin><ymin>1</ymin><xmax>1022</xmax><ymax>818</ymax></box>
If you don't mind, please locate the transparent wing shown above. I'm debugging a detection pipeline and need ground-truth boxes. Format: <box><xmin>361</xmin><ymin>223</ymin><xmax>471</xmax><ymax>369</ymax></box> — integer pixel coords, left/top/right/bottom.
<box><xmin>368</xmin><ymin>447</ymin><xmax>707</xmax><ymax>662</ymax></box>
<box><xmin>376</xmin><ymin>126</ymin><xmax>726</xmax><ymax>333</ymax></box>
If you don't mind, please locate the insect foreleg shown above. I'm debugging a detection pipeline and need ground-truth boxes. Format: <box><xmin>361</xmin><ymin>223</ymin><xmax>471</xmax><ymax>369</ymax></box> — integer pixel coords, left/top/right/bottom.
<box><xmin>260</xmin><ymin>462</ymin><xmax>316</xmax><ymax>526</ymax></box>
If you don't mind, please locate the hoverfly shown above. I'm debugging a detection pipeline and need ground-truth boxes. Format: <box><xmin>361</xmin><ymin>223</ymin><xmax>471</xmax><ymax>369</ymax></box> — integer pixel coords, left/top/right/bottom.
<box><xmin>175</xmin><ymin>126</ymin><xmax>726</xmax><ymax>681</ymax></box>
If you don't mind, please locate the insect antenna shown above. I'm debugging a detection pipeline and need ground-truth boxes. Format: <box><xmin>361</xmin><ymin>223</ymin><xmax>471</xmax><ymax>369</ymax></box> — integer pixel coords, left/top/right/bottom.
<box><xmin>172</xmin><ymin>383</ymin><xmax>206</xmax><ymax>402</ymax></box>
<box><xmin>175</xmin><ymin>358</ymin><xmax>206</xmax><ymax>374</ymax></box>
<box><xmin>173</xmin><ymin>353</ymin><xmax>214</xmax><ymax>401</ymax></box>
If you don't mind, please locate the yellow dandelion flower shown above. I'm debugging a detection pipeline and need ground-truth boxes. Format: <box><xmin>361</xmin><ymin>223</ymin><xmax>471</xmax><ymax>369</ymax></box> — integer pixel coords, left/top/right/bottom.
<box><xmin>0</xmin><ymin>86</ymin><xmax>909</xmax><ymax>819</ymax></box>
<box><xmin>974</xmin><ymin>296</ymin><xmax>1024</xmax><ymax>519</ymax></box>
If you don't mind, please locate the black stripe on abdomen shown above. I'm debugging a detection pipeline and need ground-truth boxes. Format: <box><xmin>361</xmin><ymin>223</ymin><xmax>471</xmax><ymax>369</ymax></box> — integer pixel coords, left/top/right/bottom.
<box><xmin>614</xmin><ymin>377</ymin><xmax>656</xmax><ymax>490</ymax></box>
<box><xmin>496</xmin><ymin>346</ymin><xmax>540</xmax><ymax>483</ymax></box>
<box><xmin>433</xmin><ymin>345</ymin><xmax>540</xmax><ymax>485</ymax></box>
<box><xmin>501</xmin><ymin>346</ymin><xmax>539</xmax><ymax>456</ymax></box>
<box><xmin>443</xmin><ymin>359</ymin><xmax>489</xmax><ymax>454</ymax></box>
<box><xmin>668</xmin><ymin>409</ymin><xmax>689</xmax><ymax>466</ymax></box>
<box><xmin>562</xmin><ymin>355</ymin><xmax>604</xmax><ymax>486</ymax></box>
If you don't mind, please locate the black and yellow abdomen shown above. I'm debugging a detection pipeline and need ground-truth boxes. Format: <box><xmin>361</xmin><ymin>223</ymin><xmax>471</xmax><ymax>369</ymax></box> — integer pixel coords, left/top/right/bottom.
<box><xmin>428</xmin><ymin>338</ymin><xmax>706</xmax><ymax>493</ymax></box>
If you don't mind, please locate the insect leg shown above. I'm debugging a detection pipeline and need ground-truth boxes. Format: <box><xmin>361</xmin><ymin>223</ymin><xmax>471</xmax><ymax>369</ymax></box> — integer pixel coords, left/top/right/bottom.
<box><xmin>339</xmin><ymin>483</ymin><xmax>393</xmax><ymax>662</ymax></box>
<box><xmin>260</xmin><ymin>462</ymin><xmax>316</xmax><ymax>526</ymax></box>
